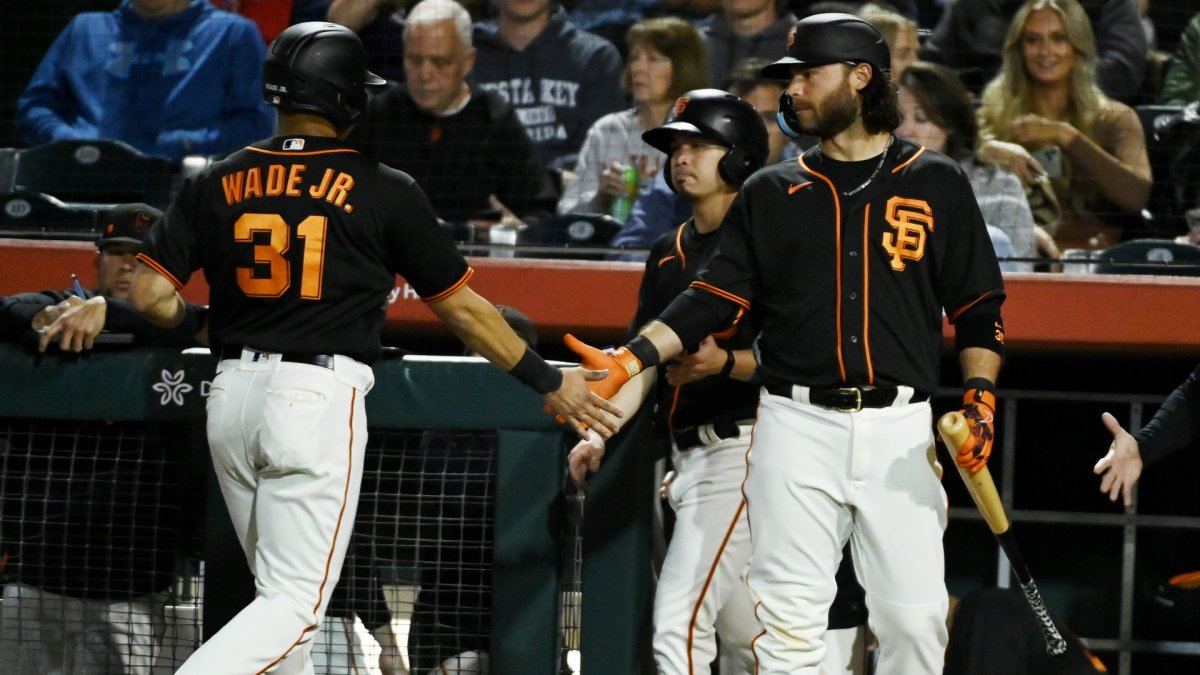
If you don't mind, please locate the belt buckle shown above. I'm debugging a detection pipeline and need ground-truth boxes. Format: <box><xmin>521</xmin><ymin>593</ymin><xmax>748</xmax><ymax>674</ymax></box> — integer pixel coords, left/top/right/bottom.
<box><xmin>834</xmin><ymin>387</ymin><xmax>863</xmax><ymax>413</ymax></box>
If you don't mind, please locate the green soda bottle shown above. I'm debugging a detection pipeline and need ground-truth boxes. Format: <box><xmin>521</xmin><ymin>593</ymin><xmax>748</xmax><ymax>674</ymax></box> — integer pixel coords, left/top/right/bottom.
<box><xmin>609</xmin><ymin>166</ymin><xmax>641</xmax><ymax>224</ymax></box>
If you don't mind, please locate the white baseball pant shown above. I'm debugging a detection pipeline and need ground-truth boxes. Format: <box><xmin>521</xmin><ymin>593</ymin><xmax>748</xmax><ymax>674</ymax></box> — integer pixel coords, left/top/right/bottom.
<box><xmin>177</xmin><ymin>351</ymin><xmax>374</xmax><ymax>675</ymax></box>
<box><xmin>0</xmin><ymin>582</ymin><xmax>168</xmax><ymax>675</ymax></box>
<box><xmin>655</xmin><ymin>425</ymin><xmax>758</xmax><ymax>675</ymax></box>
<box><xmin>746</xmin><ymin>390</ymin><xmax>948</xmax><ymax>674</ymax></box>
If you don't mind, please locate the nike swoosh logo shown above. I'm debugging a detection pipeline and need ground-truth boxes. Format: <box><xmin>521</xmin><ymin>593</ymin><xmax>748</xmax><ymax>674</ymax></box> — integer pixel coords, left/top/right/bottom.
<box><xmin>788</xmin><ymin>181</ymin><xmax>812</xmax><ymax>194</ymax></box>
<box><xmin>658</xmin><ymin>255</ymin><xmax>676</xmax><ymax>267</ymax></box>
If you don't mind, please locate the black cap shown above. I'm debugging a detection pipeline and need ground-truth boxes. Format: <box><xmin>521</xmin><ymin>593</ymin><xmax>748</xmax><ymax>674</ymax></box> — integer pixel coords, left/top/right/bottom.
<box><xmin>760</xmin><ymin>13</ymin><xmax>891</xmax><ymax>80</ymax></box>
<box><xmin>497</xmin><ymin>304</ymin><xmax>537</xmax><ymax>349</ymax></box>
<box><xmin>97</xmin><ymin>203</ymin><xmax>162</xmax><ymax>250</ymax></box>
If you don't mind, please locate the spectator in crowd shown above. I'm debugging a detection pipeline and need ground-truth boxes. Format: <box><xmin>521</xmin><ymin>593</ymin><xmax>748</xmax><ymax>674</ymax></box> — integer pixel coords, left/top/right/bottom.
<box><xmin>327</xmin><ymin>0</ymin><xmax>408</xmax><ymax>82</ymax></box>
<box><xmin>896</xmin><ymin>62</ymin><xmax>1044</xmax><ymax>271</ymax></box>
<box><xmin>608</xmin><ymin>57</ymin><xmax>789</xmax><ymax>253</ymax></box>
<box><xmin>211</xmin><ymin>0</ymin><xmax>331</xmax><ymax>42</ymax></box>
<box><xmin>565</xmin><ymin>0</ymin><xmax>659</xmax><ymax>32</ymax></box>
<box><xmin>701</xmin><ymin>0</ymin><xmax>798</xmax><ymax>91</ymax></box>
<box><xmin>0</xmin><ymin>203</ymin><xmax>206</xmax><ymax>349</ymax></box>
<box><xmin>471</xmin><ymin>0</ymin><xmax>625</xmax><ymax>169</ymax></box>
<box><xmin>727</xmin><ymin>57</ymin><xmax>794</xmax><ymax>164</ymax></box>
<box><xmin>921</xmin><ymin>0</ymin><xmax>1148</xmax><ymax>102</ymax></box>
<box><xmin>977</xmin><ymin>0</ymin><xmax>1152</xmax><ymax>251</ymax></box>
<box><xmin>1160</xmin><ymin>11</ymin><xmax>1200</xmax><ymax>105</ymax></box>
<box><xmin>857</xmin><ymin>3</ymin><xmax>919</xmax><ymax>79</ymax></box>
<box><xmin>0</xmin><ymin>205</ymin><xmax>200</xmax><ymax>674</ymax></box>
<box><xmin>350</xmin><ymin>0</ymin><xmax>551</xmax><ymax>224</ymax></box>
<box><xmin>557</xmin><ymin>17</ymin><xmax>708</xmax><ymax>216</ymax></box>
<box><xmin>17</xmin><ymin>0</ymin><xmax>274</xmax><ymax>163</ymax></box>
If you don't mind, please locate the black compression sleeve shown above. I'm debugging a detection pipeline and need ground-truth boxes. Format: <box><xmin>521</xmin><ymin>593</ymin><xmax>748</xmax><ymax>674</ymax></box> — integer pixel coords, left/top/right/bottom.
<box><xmin>1134</xmin><ymin>363</ymin><xmax>1200</xmax><ymax>466</ymax></box>
<box><xmin>658</xmin><ymin>289</ymin><xmax>739</xmax><ymax>351</ymax></box>
<box><xmin>508</xmin><ymin>346</ymin><xmax>563</xmax><ymax>395</ymax></box>
<box><xmin>953</xmin><ymin>296</ymin><xmax>1005</xmax><ymax>359</ymax></box>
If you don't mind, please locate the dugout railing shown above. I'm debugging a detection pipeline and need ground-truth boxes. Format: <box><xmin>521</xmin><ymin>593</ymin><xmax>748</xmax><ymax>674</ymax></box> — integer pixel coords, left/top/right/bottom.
<box><xmin>0</xmin><ymin>344</ymin><xmax>658</xmax><ymax>674</ymax></box>
<box><xmin>3</xmin><ymin>344</ymin><xmax>1200</xmax><ymax>674</ymax></box>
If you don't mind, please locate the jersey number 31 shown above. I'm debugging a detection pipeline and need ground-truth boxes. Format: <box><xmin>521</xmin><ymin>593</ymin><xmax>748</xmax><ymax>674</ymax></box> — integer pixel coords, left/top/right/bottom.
<box><xmin>235</xmin><ymin>213</ymin><xmax>328</xmax><ymax>300</ymax></box>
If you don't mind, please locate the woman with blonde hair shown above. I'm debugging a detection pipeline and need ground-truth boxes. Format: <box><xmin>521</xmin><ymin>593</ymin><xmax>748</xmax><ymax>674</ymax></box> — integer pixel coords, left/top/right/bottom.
<box><xmin>977</xmin><ymin>0</ymin><xmax>1151</xmax><ymax>250</ymax></box>
<box><xmin>557</xmin><ymin>17</ymin><xmax>708</xmax><ymax>216</ymax></box>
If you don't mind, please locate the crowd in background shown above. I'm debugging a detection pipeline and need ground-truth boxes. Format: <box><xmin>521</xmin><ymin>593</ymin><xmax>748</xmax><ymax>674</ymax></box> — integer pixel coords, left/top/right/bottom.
<box><xmin>0</xmin><ymin>0</ymin><xmax>1199</xmax><ymax>268</ymax></box>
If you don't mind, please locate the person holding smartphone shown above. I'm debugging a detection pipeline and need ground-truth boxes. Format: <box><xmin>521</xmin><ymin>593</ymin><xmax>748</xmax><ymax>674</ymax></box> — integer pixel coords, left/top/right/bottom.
<box><xmin>975</xmin><ymin>0</ymin><xmax>1151</xmax><ymax>251</ymax></box>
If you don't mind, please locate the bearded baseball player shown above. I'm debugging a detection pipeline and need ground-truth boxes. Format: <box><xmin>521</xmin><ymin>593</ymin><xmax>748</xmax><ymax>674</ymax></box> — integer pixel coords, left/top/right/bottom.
<box><xmin>43</xmin><ymin>21</ymin><xmax>620</xmax><ymax>675</ymax></box>
<box><xmin>569</xmin><ymin>13</ymin><xmax>1005</xmax><ymax>674</ymax></box>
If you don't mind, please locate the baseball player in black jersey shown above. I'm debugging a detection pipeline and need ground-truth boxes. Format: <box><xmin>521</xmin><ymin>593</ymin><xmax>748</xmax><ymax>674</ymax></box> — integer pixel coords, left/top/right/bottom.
<box><xmin>568</xmin><ymin>14</ymin><xmax>1006</xmax><ymax>674</ymax></box>
<box><xmin>42</xmin><ymin>21</ymin><xmax>620</xmax><ymax>675</ymax></box>
<box><xmin>568</xmin><ymin>89</ymin><xmax>769</xmax><ymax>675</ymax></box>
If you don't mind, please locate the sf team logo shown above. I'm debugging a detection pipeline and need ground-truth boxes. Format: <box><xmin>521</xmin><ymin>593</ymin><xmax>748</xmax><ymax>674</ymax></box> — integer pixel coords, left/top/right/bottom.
<box><xmin>673</xmin><ymin>96</ymin><xmax>689</xmax><ymax>117</ymax></box>
<box><xmin>882</xmin><ymin>196</ymin><xmax>933</xmax><ymax>271</ymax></box>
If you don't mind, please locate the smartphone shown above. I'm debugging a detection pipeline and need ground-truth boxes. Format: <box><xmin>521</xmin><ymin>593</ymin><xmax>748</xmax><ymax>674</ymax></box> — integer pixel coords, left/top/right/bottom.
<box><xmin>1031</xmin><ymin>146</ymin><xmax>1063</xmax><ymax>178</ymax></box>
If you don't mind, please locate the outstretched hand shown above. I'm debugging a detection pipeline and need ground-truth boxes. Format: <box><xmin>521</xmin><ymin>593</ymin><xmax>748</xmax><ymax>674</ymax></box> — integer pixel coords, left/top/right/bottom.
<box><xmin>1093</xmin><ymin>411</ymin><xmax>1143</xmax><ymax>506</ymax></box>
<box><xmin>544</xmin><ymin>366</ymin><xmax>624</xmax><ymax>440</ymax></box>
<box><xmin>563</xmin><ymin>333</ymin><xmax>641</xmax><ymax>400</ymax></box>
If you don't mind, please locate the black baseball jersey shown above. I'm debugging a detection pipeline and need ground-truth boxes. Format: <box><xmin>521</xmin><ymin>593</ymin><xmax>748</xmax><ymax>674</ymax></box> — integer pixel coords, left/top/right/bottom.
<box><xmin>669</xmin><ymin>137</ymin><xmax>1005</xmax><ymax>396</ymax></box>
<box><xmin>139</xmin><ymin>135</ymin><xmax>471</xmax><ymax>363</ymax></box>
<box><xmin>634</xmin><ymin>221</ymin><xmax>761</xmax><ymax>433</ymax></box>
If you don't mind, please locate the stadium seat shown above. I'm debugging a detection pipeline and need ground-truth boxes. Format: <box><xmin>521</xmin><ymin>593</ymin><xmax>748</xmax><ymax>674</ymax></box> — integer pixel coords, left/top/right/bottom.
<box><xmin>1135</xmin><ymin>104</ymin><xmax>1198</xmax><ymax>239</ymax></box>
<box><xmin>8</xmin><ymin>139</ymin><xmax>173</xmax><ymax>208</ymax></box>
<box><xmin>515</xmin><ymin>213</ymin><xmax>623</xmax><ymax>259</ymax></box>
<box><xmin>1092</xmin><ymin>238</ymin><xmax>1200</xmax><ymax>276</ymax></box>
<box><xmin>0</xmin><ymin>191</ymin><xmax>100</xmax><ymax>240</ymax></box>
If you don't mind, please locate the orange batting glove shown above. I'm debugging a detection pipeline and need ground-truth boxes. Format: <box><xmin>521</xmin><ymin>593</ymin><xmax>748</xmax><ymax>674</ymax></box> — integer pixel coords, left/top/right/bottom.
<box><xmin>563</xmin><ymin>333</ymin><xmax>643</xmax><ymax>400</ymax></box>
<box><xmin>957</xmin><ymin>380</ymin><xmax>996</xmax><ymax>474</ymax></box>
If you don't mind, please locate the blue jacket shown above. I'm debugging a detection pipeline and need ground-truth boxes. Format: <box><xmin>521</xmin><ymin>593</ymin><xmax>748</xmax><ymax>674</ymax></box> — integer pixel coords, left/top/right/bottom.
<box><xmin>18</xmin><ymin>0</ymin><xmax>272</xmax><ymax>162</ymax></box>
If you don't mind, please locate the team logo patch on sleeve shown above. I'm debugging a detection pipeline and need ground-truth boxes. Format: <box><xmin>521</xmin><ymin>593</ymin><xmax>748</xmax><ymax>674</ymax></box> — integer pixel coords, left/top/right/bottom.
<box><xmin>282</xmin><ymin>138</ymin><xmax>306</xmax><ymax>151</ymax></box>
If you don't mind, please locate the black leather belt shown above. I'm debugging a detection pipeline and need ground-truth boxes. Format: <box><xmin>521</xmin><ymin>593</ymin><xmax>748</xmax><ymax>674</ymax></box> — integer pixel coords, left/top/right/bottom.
<box><xmin>671</xmin><ymin>419</ymin><xmax>748</xmax><ymax>450</ymax></box>
<box><xmin>219</xmin><ymin>345</ymin><xmax>336</xmax><ymax>370</ymax></box>
<box><xmin>765</xmin><ymin>384</ymin><xmax>928</xmax><ymax>412</ymax></box>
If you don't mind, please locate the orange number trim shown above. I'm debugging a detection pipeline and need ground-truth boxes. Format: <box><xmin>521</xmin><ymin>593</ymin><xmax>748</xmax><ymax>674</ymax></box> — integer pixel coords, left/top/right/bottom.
<box><xmin>234</xmin><ymin>213</ymin><xmax>329</xmax><ymax>299</ymax></box>
<box><xmin>297</xmin><ymin>215</ymin><xmax>327</xmax><ymax>300</ymax></box>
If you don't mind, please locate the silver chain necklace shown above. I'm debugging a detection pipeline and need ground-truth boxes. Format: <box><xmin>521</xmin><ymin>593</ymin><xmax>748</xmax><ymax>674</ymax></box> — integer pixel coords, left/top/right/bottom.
<box><xmin>816</xmin><ymin>135</ymin><xmax>894</xmax><ymax>196</ymax></box>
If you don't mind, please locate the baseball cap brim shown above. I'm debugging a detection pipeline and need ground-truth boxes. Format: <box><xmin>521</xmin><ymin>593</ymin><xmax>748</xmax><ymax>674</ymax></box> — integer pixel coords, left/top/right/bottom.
<box><xmin>760</xmin><ymin>56</ymin><xmax>840</xmax><ymax>80</ymax></box>
<box><xmin>642</xmin><ymin>121</ymin><xmax>706</xmax><ymax>154</ymax></box>
<box><xmin>97</xmin><ymin>236</ymin><xmax>141</xmax><ymax>249</ymax></box>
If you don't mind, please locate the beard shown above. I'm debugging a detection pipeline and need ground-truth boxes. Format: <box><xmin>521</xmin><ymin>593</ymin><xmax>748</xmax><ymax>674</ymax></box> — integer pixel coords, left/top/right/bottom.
<box><xmin>794</xmin><ymin>86</ymin><xmax>859</xmax><ymax>139</ymax></box>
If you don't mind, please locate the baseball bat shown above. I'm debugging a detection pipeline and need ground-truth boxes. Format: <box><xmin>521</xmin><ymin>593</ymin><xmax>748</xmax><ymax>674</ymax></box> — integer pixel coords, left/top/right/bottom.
<box><xmin>938</xmin><ymin>411</ymin><xmax>1068</xmax><ymax>656</ymax></box>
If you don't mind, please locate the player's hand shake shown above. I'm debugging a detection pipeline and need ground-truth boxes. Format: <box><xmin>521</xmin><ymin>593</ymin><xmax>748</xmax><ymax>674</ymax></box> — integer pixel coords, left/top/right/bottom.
<box><xmin>545</xmin><ymin>366</ymin><xmax>625</xmax><ymax>440</ymax></box>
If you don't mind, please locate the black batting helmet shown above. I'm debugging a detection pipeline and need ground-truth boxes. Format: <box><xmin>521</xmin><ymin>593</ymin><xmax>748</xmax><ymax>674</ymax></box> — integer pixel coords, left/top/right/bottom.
<box><xmin>761</xmin><ymin>13</ymin><xmax>891</xmax><ymax>80</ymax></box>
<box><xmin>642</xmin><ymin>89</ymin><xmax>769</xmax><ymax>192</ymax></box>
<box><xmin>263</xmin><ymin>22</ymin><xmax>385</xmax><ymax>129</ymax></box>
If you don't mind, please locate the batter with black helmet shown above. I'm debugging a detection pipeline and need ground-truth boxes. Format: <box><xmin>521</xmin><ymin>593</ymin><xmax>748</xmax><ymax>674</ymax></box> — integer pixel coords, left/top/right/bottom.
<box><xmin>567</xmin><ymin>89</ymin><xmax>767</xmax><ymax>675</ymax></box>
<box><xmin>567</xmin><ymin>14</ymin><xmax>1006</xmax><ymax>674</ymax></box>
<box><xmin>45</xmin><ymin>21</ymin><xmax>620</xmax><ymax>674</ymax></box>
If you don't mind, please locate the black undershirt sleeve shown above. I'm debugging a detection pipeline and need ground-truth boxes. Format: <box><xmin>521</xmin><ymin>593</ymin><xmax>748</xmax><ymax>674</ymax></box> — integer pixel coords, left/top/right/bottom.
<box><xmin>952</xmin><ymin>295</ymin><xmax>1005</xmax><ymax>359</ymax></box>
<box><xmin>657</xmin><ymin>287</ymin><xmax>740</xmax><ymax>353</ymax></box>
<box><xmin>1134</xmin><ymin>363</ymin><xmax>1200</xmax><ymax>466</ymax></box>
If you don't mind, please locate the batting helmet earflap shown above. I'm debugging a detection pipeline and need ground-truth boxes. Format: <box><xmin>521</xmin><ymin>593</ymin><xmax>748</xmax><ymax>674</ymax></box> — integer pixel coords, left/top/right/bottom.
<box><xmin>642</xmin><ymin>89</ymin><xmax>769</xmax><ymax>193</ymax></box>
<box><xmin>263</xmin><ymin>22</ymin><xmax>386</xmax><ymax>129</ymax></box>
